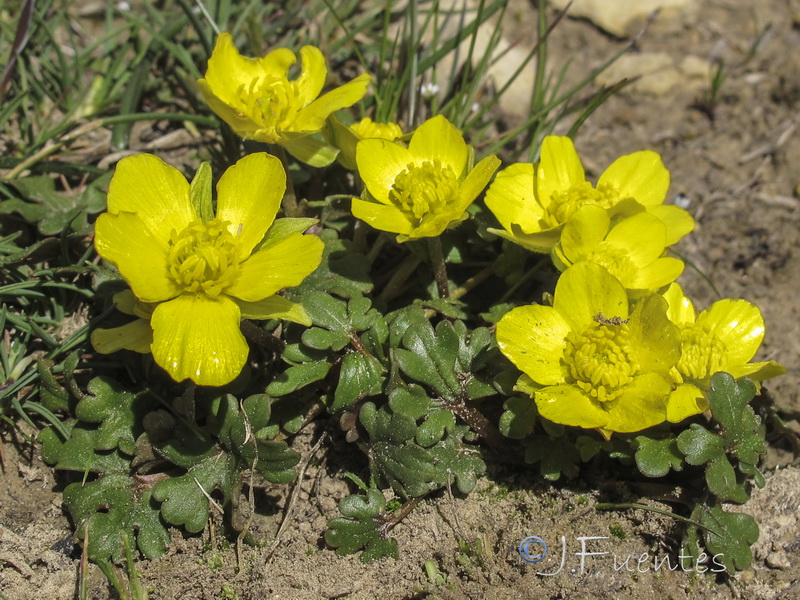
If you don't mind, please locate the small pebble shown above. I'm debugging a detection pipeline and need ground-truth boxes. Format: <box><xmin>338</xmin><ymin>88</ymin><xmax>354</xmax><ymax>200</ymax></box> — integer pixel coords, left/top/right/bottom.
<box><xmin>766</xmin><ymin>550</ymin><xmax>790</xmax><ymax>569</ymax></box>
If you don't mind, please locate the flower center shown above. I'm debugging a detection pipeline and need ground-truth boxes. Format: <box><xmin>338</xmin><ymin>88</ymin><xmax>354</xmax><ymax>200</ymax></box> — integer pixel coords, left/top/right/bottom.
<box><xmin>676</xmin><ymin>323</ymin><xmax>727</xmax><ymax>381</ymax></box>
<box><xmin>236</xmin><ymin>76</ymin><xmax>303</xmax><ymax>143</ymax></box>
<box><xmin>388</xmin><ymin>160</ymin><xmax>459</xmax><ymax>225</ymax></box>
<box><xmin>562</xmin><ymin>315</ymin><xmax>638</xmax><ymax>403</ymax></box>
<box><xmin>540</xmin><ymin>181</ymin><xmax>617</xmax><ymax>229</ymax></box>
<box><xmin>167</xmin><ymin>218</ymin><xmax>242</xmax><ymax>297</ymax></box>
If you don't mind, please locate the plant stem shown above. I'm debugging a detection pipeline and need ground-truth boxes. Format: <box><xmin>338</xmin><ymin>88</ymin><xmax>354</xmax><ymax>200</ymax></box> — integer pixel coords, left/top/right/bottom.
<box><xmin>427</xmin><ymin>236</ymin><xmax>449</xmax><ymax>298</ymax></box>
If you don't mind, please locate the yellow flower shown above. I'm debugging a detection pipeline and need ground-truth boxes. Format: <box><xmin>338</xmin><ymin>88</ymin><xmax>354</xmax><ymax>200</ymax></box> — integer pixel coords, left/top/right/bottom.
<box><xmin>496</xmin><ymin>262</ymin><xmax>681</xmax><ymax>436</ymax></box>
<box><xmin>484</xmin><ymin>136</ymin><xmax>695</xmax><ymax>252</ymax></box>
<box><xmin>661</xmin><ymin>283</ymin><xmax>786</xmax><ymax>422</ymax></box>
<box><xmin>92</xmin><ymin>153</ymin><xmax>324</xmax><ymax>386</ymax></box>
<box><xmin>198</xmin><ymin>33</ymin><xmax>371</xmax><ymax>166</ymax></box>
<box><xmin>552</xmin><ymin>204</ymin><xmax>684</xmax><ymax>295</ymax></box>
<box><xmin>351</xmin><ymin>115</ymin><xmax>500</xmax><ymax>241</ymax></box>
<box><xmin>325</xmin><ymin>115</ymin><xmax>404</xmax><ymax>170</ymax></box>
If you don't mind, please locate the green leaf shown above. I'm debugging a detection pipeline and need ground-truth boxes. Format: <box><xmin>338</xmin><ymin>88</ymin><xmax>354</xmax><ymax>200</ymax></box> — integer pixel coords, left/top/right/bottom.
<box><xmin>289</xmin><ymin>229</ymin><xmax>372</xmax><ymax>297</ymax></box>
<box><xmin>415</xmin><ymin>410</ymin><xmax>455</xmax><ymax>447</ymax></box>
<box><xmin>691</xmin><ymin>503</ymin><xmax>759</xmax><ymax>572</ymax></box>
<box><xmin>325</xmin><ymin>489</ymin><xmax>399</xmax><ymax>562</ymax></box>
<box><xmin>152</xmin><ymin>452</ymin><xmax>238</xmax><ymax>533</ymax></box>
<box><xmin>633</xmin><ymin>436</ymin><xmax>684</xmax><ymax>478</ymax></box>
<box><xmin>39</xmin><ymin>422</ymin><xmax>131</xmax><ymax>475</ymax></box>
<box><xmin>499</xmin><ymin>396</ymin><xmax>537</xmax><ymax>439</ymax></box>
<box><xmin>74</xmin><ymin>376</ymin><xmax>155</xmax><ymax>455</ymax></box>
<box><xmin>523</xmin><ymin>435</ymin><xmax>580</xmax><ymax>481</ymax></box>
<box><xmin>677</xmin><ymin>374</ymin><xmax>766</xmax><ymax>503</ymax></box>
<box><xmin>332</xmin><ymin>352</ymin><xmax>384</xmax><ymax>412</ymax></box>
<box><xmin>302</xmin><ymin>326</ymin><xmax>349</xmax><ymax>351</ymax></box>
<box><xmin>213</xmin><ymin>394</ymin><xmax>300</xmax><ymax>484</ymax></box>
<box><xmin>266</xmin><ymin>362</ymin><xmax>330</xmax><ymax>396</ymax></box>
<box><xmin>37</xmin><ymin>359</ymin><xmax>71</xmax><ymax>412</ymax></box>
<box><xmin>677</xmin><ymin>425</ymin><xmax>725</xmax><ymax>465</ymax></box>
<box><xmin>388</xmin><ymin>385</ymin><xmax>433</xmax><ymax>420</ymax></box>
<box><xmin>705</xmin><ymin>457</ymin><xmax>749</xmax><ymax>503</ymax></box>
<box><xmin>63</xmin><ymin>472</ymin><xmax>170</xmax><ymax>562</ymax></box>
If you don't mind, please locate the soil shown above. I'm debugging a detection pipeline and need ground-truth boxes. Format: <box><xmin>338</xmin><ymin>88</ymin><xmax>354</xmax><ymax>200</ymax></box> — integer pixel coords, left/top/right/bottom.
<box><xmin>2</xmin><ymin>1</ymin><xmax>799</xmax><ymax>599</ymax></box>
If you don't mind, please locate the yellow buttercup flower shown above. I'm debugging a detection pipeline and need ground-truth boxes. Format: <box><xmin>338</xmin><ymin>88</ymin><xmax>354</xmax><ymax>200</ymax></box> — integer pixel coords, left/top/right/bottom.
<box><xmin>661</xmin><ymin>283</ymin><xmax>786</xmax><ymax>422</ymax></box>
<box><xmin>198</xmin><ymin>33</ymin><xmax>370</xmax><ymax>166</ymax></box>
<box><xmin>552</xmin><ymin>204</ymin><xmax>684</xmax><ymax>295</ymax></box>
<box><xmin>325</xmin><ymin>115</ymin><xmax>404</xmax><ymax>170</ymax></box>
<box><xmin>496</xmin><ymin>262</ymin><xmax>681</xmax><ymax>437</ymax></box>
<box><xmin>484</xmin><ymin>136</ymin><xmax>695</xmax><ymax>252</ymax></box>
<box><xmin>351</xmin><ymin>114</ymin><xmax>500</xmax><ymax>241</ymax></box>
<box><xmin>92</xmin><ymin>153</ymin><xmax>324</xmax><ymax>386</ymax></box>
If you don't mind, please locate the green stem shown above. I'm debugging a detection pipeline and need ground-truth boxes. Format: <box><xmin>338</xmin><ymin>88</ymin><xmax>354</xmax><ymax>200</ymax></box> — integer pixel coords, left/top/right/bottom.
<box><xmin>450</xmin><ymin>264</ymin><xmax>494</xmax><ymax>300</ymax></box>
<box><xmin>427</xmin><ymin>237</ymin><xmax>450</xmax><ymax>299</ymax></box>
<box><xmin>596</xmin><ymin>502</ymin><xmax>715</xmax><ymax>534</ymax></box>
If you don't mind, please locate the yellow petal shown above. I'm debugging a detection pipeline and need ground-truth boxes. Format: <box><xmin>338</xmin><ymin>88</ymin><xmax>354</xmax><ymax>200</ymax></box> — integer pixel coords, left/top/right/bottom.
<box><xmin>215</xmin><ymin>153</ymin><xmax>285</xmax><ymax>257</ymax></box>
<box><xmin>197</xmin><ymin>78</ymin><xmax>260</xmax><ymax>139</ymax></box>
<box><xmin>452</xmin><ymin>154</ymin><xmax>501</xmax><ymax>215</ymax></box>
<box><xmin>603</xmin><ymin>373</ymin><xmax>670</xmax><ymax>432</ymax></box>
<box><xmin>598</xmin><ymin>150</ymin><xmax>669</xmax><ymax>207</ymax></box>
<box><xmin>697</xmin><ymin>299</ymin><xmax>765</xmax><ymax>365</ymax></box>
<box><xmin>535</xmin><ymin>136</ymin><xmax>585</xmax><ymax>209</ymax></box>
<box><xmin>559</xmin><ymin>204</ymin><xmax>610</xmax><ymax>263</ymax></box>
<box><xmin>294</xmin><ymin>46</ymin><xmax>327</xmax><ymax>106</ymax></box>
<box><xmin>356</xmin><ymin>138</ymin><xmax>414</xmax><ymax>205</ymax></box>
<box><xmin>203</xmin><ymin>33</ymin><xmax>295</xmax><ymax>105</ymax></box>
<box><xmin>293</xmin><ymin>73</ymin><xmax>371</xmax><ymax>134</ymax></box>
<box><xmin>496</xmin><ymin>305</ymin><xmax>570</xmax><ymax>386</ymax></box>
<box><xmin>662</xmin><ymin>283</ymin><xmax>695</xmax><ymax>325</ymax></box>
<box><xmin>629</xmin><ymin>257</ymin><xmax>684</xmax><ymax>291</ymax></box>
<box><xmin>151</xmin><ymin>294</ymin><xmax>247</xmax><ymax>386</ymax></box>
<box><xmin>408</xmin><ymin>115</ymin><xmax>468</xmax><ymax>178</ymax></box>
<box><xmin>628</xmin><ymin>293</ymin><xmax>681</xmax><ymax>374</ymax></box>
<box><xmin>227</xmin><ymin>232</ymin><xmax>324</xmax><ymax>302</ymax></box>
<box><xmin>352</xmin><ymin>197</ymin><xmax>413</xmax><ymax>236</ymax></box>
<box><xmin>553</xmin><ymin>262</ymin><xmax>628</xmax><ymax>333</ymax></box>
<box><xmin>106</xmin><ymin>154</ymin><xmax>194</xmax><ymax>244</ymax></box>
<box><xmin>647</xmin><ymin>204</ymin><xmax>695</xmax><ymax>245</ymax></box>
<box><xmin>234</xmin><ymin>295</ymin><xmax>312</xmax><ymax>326</ymax></box>
<box><xmin>484</xmin><ymin>163</ymin><xmax>541</xmax><ymax>234</ymax></box>
<box><xmin>495</xmin><ymin>224</ymin><xmax>562</xmax><ymax>254</ymax></box>
<box><xmin>94</xmin><ymin>213</ymin><xmax>179</xmax><ymax>303</ymax></box>
<box><xmin>666</xmin><ymin>383</ymin><xmax>708</xmax><ymax>423</ymax></box>
<box><xmin>91</xmin><ymin>319</ymin><xmax>153</xmax><ymax>354</ymax></box>
<box><xmin>605</xmin><ymin>212</ymin><xmax>666</xmax><ymax>265</ymax></box>
<box><xmin>535</xmin><ymin>384</ymin><xmax>609</xmax><ymax>429</ymax></box>
<box><xmin>726</xmin><ymin>360</ymin><xmax>786</xmax><ymax>382</ymax></box>
<box><xmin>629</xmin><ymin>257</ymin><xmax>685</xmax><ymax>291</ymax></box>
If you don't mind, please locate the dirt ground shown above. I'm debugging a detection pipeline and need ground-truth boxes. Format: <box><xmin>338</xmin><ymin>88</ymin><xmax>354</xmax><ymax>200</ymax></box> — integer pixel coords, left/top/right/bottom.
<box><xmin>2</xmin><ymin>0</ymin><xmax>799</xmax><ymax>598</ymax></box>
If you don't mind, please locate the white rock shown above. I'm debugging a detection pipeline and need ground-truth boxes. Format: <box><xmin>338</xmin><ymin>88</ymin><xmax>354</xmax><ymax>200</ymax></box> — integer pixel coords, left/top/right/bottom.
<box><xmin>549</xmin><ymin>0</ymin><xmax>695</xmax><ymax>38</ymax></box>
<box><xmin>596</xmin><ymin>52</ymin><xmax>711</xmax><ymax>95</ymax></box>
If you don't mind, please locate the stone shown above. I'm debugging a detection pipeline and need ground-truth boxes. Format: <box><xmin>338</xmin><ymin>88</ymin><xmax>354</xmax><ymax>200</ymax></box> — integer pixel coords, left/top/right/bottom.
<box><xmin>549</xmin><ymin>0</ymin><xmax>695</xmax><ymax>38</ymax></box>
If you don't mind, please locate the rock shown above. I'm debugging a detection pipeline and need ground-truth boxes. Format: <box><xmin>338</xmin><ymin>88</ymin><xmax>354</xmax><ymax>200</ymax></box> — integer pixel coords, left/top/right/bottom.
<box><xmin>596</xmin><ymin>52</ymin><xmax>712</xmax><ymax>96</ymax></box>
<box><xmin>766</xmin><ymin>550</ymin><xmax>791</xmax><ymax>570</ymax></box>
<box><xmin>549</xmin><ymin>0</ymin><xmax>695</xmax><ymax>38</ymax></box>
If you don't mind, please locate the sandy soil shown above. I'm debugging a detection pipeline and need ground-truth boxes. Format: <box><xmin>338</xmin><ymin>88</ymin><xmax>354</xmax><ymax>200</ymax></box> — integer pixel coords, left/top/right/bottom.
<box><xmin>1</xmin><ymin>1</ymin><xmax>799</xmax><ymax>598</ymax></box>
